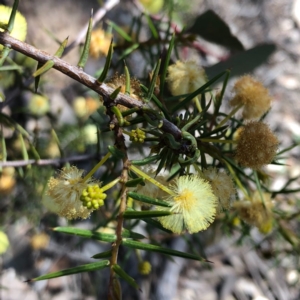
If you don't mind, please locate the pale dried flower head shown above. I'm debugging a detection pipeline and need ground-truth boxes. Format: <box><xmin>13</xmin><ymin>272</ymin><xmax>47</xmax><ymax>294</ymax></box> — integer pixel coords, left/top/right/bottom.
<box><xmin>235</xmin><ymin>121</ymin><xmax>279</xmax><ymax>170</ymax></box>
<box><xmin>158</xmin><ymin>175</ymin><xmax>217</xmax><ymax>234</ymax></box>
<box><xmin>167</xmin><ymin>60</ymin><xmax>207</xmax><ymax>96</ymax></box>
<box><xmin>230</xmin><ymin>75</ymin><xmax>272</xmax><ymax>119</ymax></box>
<box><xmin>44</xmin><ymin>166</ymin><xmax>102</xmax><ymax>220</ymax></box>
<box><xmin>233</xmin><ymin>191</ymin><xmax>273</xmax><ymax>232</ymax></box>
<box><xmin>106</xmin><ymin>73</ymin><xmax>142</xmax><ymax>113</ymax></box>
<box><xmin>107</xmin><ymin>73</ymin><xmax>142</xmax><ymax>101</ymax></box>
<box><xmin>200</xmin><ymin>167</ymin><xmax>235</xmax><ymax>213</ymax></box>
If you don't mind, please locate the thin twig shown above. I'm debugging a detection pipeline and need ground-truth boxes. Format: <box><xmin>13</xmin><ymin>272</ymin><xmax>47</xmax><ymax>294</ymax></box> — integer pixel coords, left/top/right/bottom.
<box><xmin>0</xmin><ymin>32</ymin><xmax>182</xmax><ymax>140</ymax></box>
<box><xmin>0</xmin><ymin>154</ymin><xmax>97</xmax><ymax>168</ymax></box>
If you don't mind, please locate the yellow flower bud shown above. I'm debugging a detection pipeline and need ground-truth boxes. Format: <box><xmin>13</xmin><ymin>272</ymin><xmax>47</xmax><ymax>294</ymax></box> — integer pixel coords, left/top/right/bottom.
<box><xmin>138</xmin><ymin>261</ymin><xmax>152</xmax><ymax>275</ymax></box>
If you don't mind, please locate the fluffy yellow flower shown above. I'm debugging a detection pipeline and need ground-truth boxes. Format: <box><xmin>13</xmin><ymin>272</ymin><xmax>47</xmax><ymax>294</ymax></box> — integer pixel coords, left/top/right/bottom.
<box><xmin>200</xmin><ymin>167</ymin><xmax>235</xmax><ymax>213</ymax></box>
<box><xmin>0</xmin><ymin>5</ymin><xmax>27</xmax><ymax>50</ymax></box>
<box><xmin>89</xmin><ymin>28</ymin><xmax>112</xmax><ymax>59</ymax></box>
<box><xmin>44</xmin><ymin>166</ymin><xmax>105</xmax><ymax>220</ymax></box>
<box><xmin>233</xmin><ymin>191</ymin><xmax>273</xmax><ymax>233</ymax></box>
<box><xmin>235</xmin><ymin>121</ymin><xmax>279</xmax><ymax>169</ymax></box>
<box><xmin>230</xmin><ymin>75</ymin><xmax>272</xmax><ymax>119</ymax></box>
<box><xmin>167</xmin><ymin>60</ymin><xmax>207</xmax><ymax>97</ymax></box>
<box><xmin>158</xmin><ymin>175</ymin><xmax>217</xmax><ymax>234</ymax></box>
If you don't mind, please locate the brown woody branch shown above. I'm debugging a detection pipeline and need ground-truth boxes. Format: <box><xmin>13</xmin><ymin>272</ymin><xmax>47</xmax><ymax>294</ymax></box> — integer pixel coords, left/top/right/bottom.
<box><xmin>0</xmin><ymin>32</ymin><xmax>182</xmax><ymax>140</ymax></box>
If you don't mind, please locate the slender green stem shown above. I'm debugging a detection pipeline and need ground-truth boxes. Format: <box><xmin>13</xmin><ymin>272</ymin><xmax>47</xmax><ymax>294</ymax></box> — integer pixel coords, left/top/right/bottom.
<box><xmin>215</xmin><ymin>103</ymin><xmax>243</xmax><ymax>129</ymax></box>
<box><xmin>83</xmin><ymin>152</ymin><xmax>112</xmax><ymax>182</ymax></box>
<box><xmin>199</xmin><ymin>138</ymin><xmax>236</xmax><ymax>144</ymax></box>
<box><xmin>224</xmin><ymin>160</ymin><xmax>250</xmax><ymax>200</ymax></box>
<box><xmin>193</xmin><ymin>163</ymin><xmax>202</xmax><ymax>174</ymax></box>
<box><xmin>101</xmin><ymin>177</ymin><xmax>121</xmax><ymax>192</ymax></box>
<box><xmin>194</xmin><ymin>96</ymin><xmax>202</xmax><ymax>113</ymax></box>
<box><xmin>130</xmin><ymin>165</ymin><xmax>176</xmax><ymax>196</ymax></box>
<box><xmin>254</xmin><ymin>171</ymin><xmax>266</xmax><ymax>208</ymax></box>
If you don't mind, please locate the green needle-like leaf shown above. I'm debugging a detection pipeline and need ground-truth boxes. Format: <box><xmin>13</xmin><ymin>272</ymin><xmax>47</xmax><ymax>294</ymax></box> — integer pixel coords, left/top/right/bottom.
<box><xmin>97</xmin><ymin>39</ymin><xmax>113</xmax><ymax>82</ymax></box>
<box><xmin>53</xmin><ymin>227</ymin><xmax>144</xmax><ymax>241</ymax></box>
<box><xmin>107</xmin><ymin>145</ymin><xmax>125</xmax><ymax>159</ymax></box>
<box><xmin>122</xmin><ymin>239</ymin><xmax>208</xmax><ymax>262</ymax></box>
<box><xmin>171</xmin><ymin>70</ymin><xmax>227</xmax><ymax>113</ymax></box>
<box><xmin>91</xmin><ymin>250</ymin><xmax>112</xmax><ymax>259</ymax></box>
<box><xmin>107</xmin><ymin>20</ymin><xmax>132</xmax><ymax>42</ymax></box>
<box><xmin>111</xmin><ymin>106</ymin><xmax>124</xmax><ymax>126</ymax></box>
<box><xmin>131</xmin><ymin>155</ymin><xmax>160</xmax><ymax>166</ymax></box>
<box><xmin>124</xmin><ymin>63</ymin><xmax>131</xmax><ymax>95</ymax></box>
<box><xmin>33</xmin><ymin>36</ymin><xmax>68</xmax><ymax>86</ymax></box>
<box><xmin>146</xmin><ymin>59</ymin><xmax>161</xmax><ymax>102</ymax></box>
<box><xmin>160</xmin><ymin>33</ymin><xmax>175</xmax><ymax>97</ymax></box>
<box><xmin>125</xmin><ymin>177</ymin><xmax>145</xmax><ymax>187</ymax></box>
<box><xmin>78</xmin><ymin>9</ymin><xmax>93</xmax><ymax>69</ymax></box>
<box><xmin>53</xmin><ymin>227</ymin><xmax>116</xmax><ymax>243</ymax></box>
<box><xmin>123</xmin><ymin>210</ymin><xmax>173</xmax><ymax>219</ymax></box>
<box><xmin>112</xmin><ymin>264</ymin><xmax>139</xmax><ymax>289</ymax></box>
<box><xmin>7</xmin><ymin>0</ymin><xmax>19</xmax><ymax>33</ymax></box>
<box><xmin>0</xmin><ymin>47</ymin><xmax>11</xmax><ymax>66</ymax></box>
<box><xmin>32</xmin><ymin>60</ymin><xmax>55</xmax><ymax>77</ymax></box>
<box><xmin>127</xmin><ymin>192</ymin><xmax>172</xmax><ymax>207</ymax></box>
<box><xmin>27</xmin><ymin>260</ymin><xmax>110</xmax><ymax>282</ymax></box>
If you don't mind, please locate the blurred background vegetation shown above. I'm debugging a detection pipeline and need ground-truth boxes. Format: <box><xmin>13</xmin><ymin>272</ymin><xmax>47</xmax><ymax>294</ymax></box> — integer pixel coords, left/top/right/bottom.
<box><xmin>0</xmin><ymin>0</ymin><xmax>299</xmax><ymax>299</ymax></box>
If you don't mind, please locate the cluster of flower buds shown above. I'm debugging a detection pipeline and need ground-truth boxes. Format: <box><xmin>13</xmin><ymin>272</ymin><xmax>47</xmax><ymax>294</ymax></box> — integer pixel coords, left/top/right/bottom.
<box><xmin>129</xmin><ymin>128</ymin><xmax>146</xmax><ymax>143</ymax></box>
<box><xmin>80</xmin><ymin>184</ymin><xmax>107</xmax><ymax>210</ymax></box>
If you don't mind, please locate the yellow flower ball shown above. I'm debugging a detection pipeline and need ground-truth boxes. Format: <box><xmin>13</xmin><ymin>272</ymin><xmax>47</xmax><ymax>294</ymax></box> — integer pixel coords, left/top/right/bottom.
<box><xmin>0</xmin><ymin>5</ymin><xmax>27</xmax><ymax>50</ymax></box>
<box><xmin>157</xmin><ymin>175</ymin><xmax>217</xmax><ymax>234</ymax></box>
<box><xmin>138</xmin><ymin>261</ymin><xmax>152</xmax><ymax>275</ymax></box>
